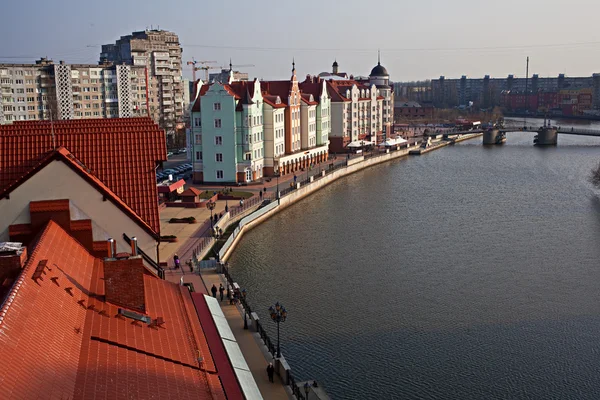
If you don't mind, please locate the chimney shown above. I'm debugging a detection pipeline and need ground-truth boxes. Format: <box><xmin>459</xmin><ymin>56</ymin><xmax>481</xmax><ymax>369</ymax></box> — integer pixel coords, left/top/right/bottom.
<box><xmin>130</xmin><ymin>237</ymin><xmax>138</xmax><ymax>256</ymax></box>
<box><xmin>103</xmin><ymin>256</ymin><xmax>146</xmax><ymax>313</ymax></box>
<box><xmin>107</xmin><ymin>238</ymin><xmax>115</xmax><ymax>258</ymax></box>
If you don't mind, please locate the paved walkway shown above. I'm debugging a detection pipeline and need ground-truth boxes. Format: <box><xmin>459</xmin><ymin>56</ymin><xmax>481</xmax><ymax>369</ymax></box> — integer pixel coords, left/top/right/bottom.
<box><xmin>166</xmin><ymin>268</ymin><xmax>289</xmax><ymax>399</ymax></box>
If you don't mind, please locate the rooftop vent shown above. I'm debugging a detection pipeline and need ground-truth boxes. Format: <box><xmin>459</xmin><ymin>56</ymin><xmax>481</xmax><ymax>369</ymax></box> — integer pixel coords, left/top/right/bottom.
<box><xmin>118</xmin><ymin>308</ymin><xmax>151</xmax><ymax>324</ymax></box>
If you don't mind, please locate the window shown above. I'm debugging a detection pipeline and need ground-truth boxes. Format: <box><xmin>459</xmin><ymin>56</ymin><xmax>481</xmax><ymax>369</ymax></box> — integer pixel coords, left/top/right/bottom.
<box><xmin>215</xmin><ymin>153</ymin><xmax>223</xmax><ymax>162</ymax></box>
<box><xmin>215</xmin><ymin>136</ymin><xmax>223</xmax><ymax>145</ymax></box>
<box><xmin>195</xmin><ymin>134</ymin><xmax>202</xmax><ymax>145</ymax></box>
<box><xmin>196</xmin><ymin>151</ymin><xmax>202</xmax><ymax>161</ymax></box>
<box><xmin>213</xmin><ymin>102</ymin><xmax>221</xmax><ymax>110</ymax></box>
<box><xmin>214</xmin><ymin>119</ymin><xmax>222</xmax><ymax>128</ymax></box>
<box><xmin>216</xmin><ymin>170</ymin><xmax>224</xmax><ymax>179</ymax></box>
<box><xmin>194</xmin><ymin>117</ymin><xmax>201</xmax><ymax>127</ymax></box>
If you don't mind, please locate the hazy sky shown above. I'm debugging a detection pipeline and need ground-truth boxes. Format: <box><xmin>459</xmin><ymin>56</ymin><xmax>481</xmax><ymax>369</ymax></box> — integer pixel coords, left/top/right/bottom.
<box><xmin>2</xmin><ymin>0</ymin><xmax>600</xmax><ymax>82</ymax></box>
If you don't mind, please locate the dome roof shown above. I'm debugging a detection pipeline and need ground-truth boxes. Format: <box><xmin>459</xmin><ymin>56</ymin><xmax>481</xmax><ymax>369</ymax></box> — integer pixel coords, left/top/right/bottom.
<box><xmin>370</xmin><ymin>62</ymin><xmax>389</xmax><ymax>77</ymax></box>
<box><xmin>332</xmin><ymin>60</ymin><xmax>338</xmax><ymax>67</ymax></box>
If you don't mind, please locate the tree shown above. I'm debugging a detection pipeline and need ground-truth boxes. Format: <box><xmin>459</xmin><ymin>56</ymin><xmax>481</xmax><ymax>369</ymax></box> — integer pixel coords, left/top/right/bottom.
<box><xmin>590</xmin><ymin>161</ymin><xmax>600</xmax><ymax>188</ymax></box>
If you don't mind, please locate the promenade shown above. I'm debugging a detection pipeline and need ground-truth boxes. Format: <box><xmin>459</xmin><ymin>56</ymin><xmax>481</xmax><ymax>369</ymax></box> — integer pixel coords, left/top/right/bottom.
<box><xmin>165</xmin><ymin>266</ymin><xmax>290</xmax><ymax>399</ymax></box>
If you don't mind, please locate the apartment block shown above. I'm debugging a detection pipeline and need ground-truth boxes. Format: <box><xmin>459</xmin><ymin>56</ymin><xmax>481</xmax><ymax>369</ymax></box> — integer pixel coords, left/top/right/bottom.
<box><xmin>0</xmin><ymin>58</ymin><xmax>147</xmax><ymax>124</ymax></box>
<box><xmin>101</xmin><ymin>29</ymin><xmax>185</xmax><ymax>129</ymax></box>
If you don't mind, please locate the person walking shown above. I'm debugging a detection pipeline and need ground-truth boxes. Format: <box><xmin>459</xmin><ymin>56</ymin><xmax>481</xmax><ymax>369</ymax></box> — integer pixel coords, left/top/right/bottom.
<box><xmin>259</xmin><ymin>190</ymin><xmax>263</xmax><ymax>200</ymax></box>
<box><xmin>173</xmin><ymin>254</ymin><xmax>180</xmax><ymax>269</ymax></box>
<box><xmin>211</xmin><ymin>284</ymin><xmax>217</xmax><ymax>298</ymax></box>
<box><xmin>219</xmin><ymin>284</ymin><xmax>225</xmax><ymax>302</ymax></box>
<box><xmin>266</xmin><ymin>363</ymin><xmax>275</xmax><ymax>383</ymax></box>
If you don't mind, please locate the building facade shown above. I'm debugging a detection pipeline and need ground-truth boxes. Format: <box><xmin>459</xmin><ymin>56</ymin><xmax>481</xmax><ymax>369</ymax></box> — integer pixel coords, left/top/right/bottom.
<box><xmin>429</xmin><ymin>73</ymin><xmax>600</xmax><ymax>110</ymax></box>
<box><xmin>189</xmin><ymin>63</ymin><xmax>331</xmax><ymax>183</ymax></box>
<box><xmin>0</xmin><ymin>58</ymin><xmax>148</xmax><ymax>124</ymax></box>
<box><xmin>209</xmin><ymin>69</ymin><xmax>249</xmax><ymax>83</ymax></box>
<box><xmin>100</xmin><ymin>29</ymin><xmax>185</xmax><ymax>129</ymax></box>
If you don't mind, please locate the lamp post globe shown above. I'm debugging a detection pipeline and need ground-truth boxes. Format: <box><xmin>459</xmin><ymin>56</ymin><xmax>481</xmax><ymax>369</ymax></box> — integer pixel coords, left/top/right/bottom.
<box><xmin>206</xmin><ymin>200</ymin><xmax>216</xmax><ymax>229</ymax></box>
<box><xmin>269</xmin><ymin>301</ymin><xmax>287</xmax><ymax>358</ymax></box>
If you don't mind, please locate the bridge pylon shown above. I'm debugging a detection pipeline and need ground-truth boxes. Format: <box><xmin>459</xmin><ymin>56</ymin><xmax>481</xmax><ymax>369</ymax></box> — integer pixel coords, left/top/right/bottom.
<box><xmin>483</xmin><ymin>129</ymin><xmax>505</xmax><ymax>145</ymax></box>
<box><xmin>534</xmin><ymin>127</ymin><xmax>558</xmax><ymax>146</ymax></box>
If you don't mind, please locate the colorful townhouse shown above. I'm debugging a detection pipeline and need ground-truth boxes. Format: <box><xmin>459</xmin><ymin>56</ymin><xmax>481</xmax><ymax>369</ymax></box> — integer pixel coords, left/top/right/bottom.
<box><xmin>260</xmin><ymin>65</ymin><xmax>330</xmax><ymax>176</ymax></box>
<box><xmin>189</xmin><ymin>63</ymin><xmax>332</xmax><ymax>183</ymax></box>
<box><xmin>189</xmin><ymin>74</ymin><xmax>265</xmax><ymax>183</ymax></box>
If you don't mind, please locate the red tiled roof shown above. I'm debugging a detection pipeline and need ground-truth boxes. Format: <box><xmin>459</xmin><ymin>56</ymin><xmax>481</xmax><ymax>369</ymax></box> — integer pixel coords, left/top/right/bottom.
<box><xmin>0</xmin><ymin>146</ymin><xmax>157</xmax><ymax>238</ymax></box>
<box><xmin>260</xmin><ymin>80</ymin><xmax>293</xmax><ymax>105</ymax></box>
<box><xmin>0</xmin><ymin>221</ymin><xmax>230</xmax><ymax>399</ymax></box>
<box><xmin>301</xmin><ymin>93</ymin><xmax>318</xmax><ymax>105</ymax></box>
<box><xmin>262</xmin><ymin>95</ymin><xmax>286</xmax><ymax>108</ymax></box>
<box><xmin>180</xmin><ymin>187</ymin><xmax>202</xmax><ymax>197</ymax></box>
<box><xmin>0</xmin><ymin>118</ymin><xmax>166</xmax><ymax>235</ymax></box>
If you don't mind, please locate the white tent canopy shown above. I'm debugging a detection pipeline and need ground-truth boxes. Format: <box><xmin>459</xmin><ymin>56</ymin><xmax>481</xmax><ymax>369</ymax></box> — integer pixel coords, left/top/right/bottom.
<box><xmin>378</xmin><ymin>137</ymin><xmax>408</xmax><ymax>147</ymax></box>
<box><xmin>347</xmin><ymin>140</ymin><xmax>375</xmax><ymax>148</ymax></box>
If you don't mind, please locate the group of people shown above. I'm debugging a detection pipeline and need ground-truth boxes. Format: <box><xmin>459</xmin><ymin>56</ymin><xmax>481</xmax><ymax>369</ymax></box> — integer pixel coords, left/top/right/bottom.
<box><xmin>210</xmin><ymin>283</ymin><xmax>242</xmax><ymax>305</ymax></box>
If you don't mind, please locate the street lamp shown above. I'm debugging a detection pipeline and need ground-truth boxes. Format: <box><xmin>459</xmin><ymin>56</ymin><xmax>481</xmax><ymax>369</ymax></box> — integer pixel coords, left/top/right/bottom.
<box><xmin>269</xmin><ymin>301</ymin><xmax>287</xmax><ymax>358</ymax></box>
<box><xmin>274</xmin><ymin>170</ymin><xmax>280</xmax><ymax>201</ymax></box>
<box><xmin>304</xmin><ymin>382</ymin><xmax>310</xmax><ymax>400</ymax></box>
<box><xmin>206</xmin><ymin>200</ymin><xmax>216</xmax><ymax>229</ymax></box>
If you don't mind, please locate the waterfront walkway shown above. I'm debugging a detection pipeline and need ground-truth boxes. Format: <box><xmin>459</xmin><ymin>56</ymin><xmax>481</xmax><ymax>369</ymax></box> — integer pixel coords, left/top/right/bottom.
<box><xmin>165</xmin><ymin>268</ymin><xmax>289</xmax><ymax>399</ymax></box>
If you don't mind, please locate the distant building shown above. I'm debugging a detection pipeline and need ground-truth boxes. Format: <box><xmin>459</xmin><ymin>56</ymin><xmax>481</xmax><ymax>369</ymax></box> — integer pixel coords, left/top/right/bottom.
<box><xmin>0</xmin><ymin>58</ymin><xmax>148</xmax><ymax>124</ymax></box>
<box><xmin>395</xmin><ymin>101</ymin><xmax>434</xmax><ymax>119</ymax></box>
<box><xmin>430</xmin><ymin>73</ymin><xmax>600</xmax><ymax>110</ymax></box>
<box><xmin>209</xmin><ymin>69</ymin><xmax>249</xmax><ymax>83</ymax></box>
<box><xmin>100</xmin><ymin>29</ymin><xmax>185</xmax><ymax>128</ymax></box>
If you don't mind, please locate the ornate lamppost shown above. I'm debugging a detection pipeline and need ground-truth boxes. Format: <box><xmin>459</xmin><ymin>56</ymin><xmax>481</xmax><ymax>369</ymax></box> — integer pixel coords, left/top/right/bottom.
<box><xmin>206</xmin><ymin>200</ymin><xmax>216</xmax><ymax>229</ymax></box>
<box><xmin>269</xmin><ymin>301</ymin><xmax>287</xmax><ymax>358</ymax></box>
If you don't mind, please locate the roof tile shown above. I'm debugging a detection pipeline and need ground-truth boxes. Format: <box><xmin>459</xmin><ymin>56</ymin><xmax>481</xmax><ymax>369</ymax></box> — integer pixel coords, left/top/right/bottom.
<box><xmin>0</xmin><ymin>221</ymin><xmax>233</xmax><ymax>399</ymax></box>
<box><xmin>0</xmin><ymin>118</ymin><xmax>166</xmax><ymax>234</ymax></box>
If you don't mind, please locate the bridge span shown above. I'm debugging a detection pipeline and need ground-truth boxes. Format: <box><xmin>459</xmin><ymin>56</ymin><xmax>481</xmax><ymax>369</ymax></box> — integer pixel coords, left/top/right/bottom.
<box><xmin>435</xmin><ymin>125</ymin><xmax>600</xmax><ymax>145</ymax></box>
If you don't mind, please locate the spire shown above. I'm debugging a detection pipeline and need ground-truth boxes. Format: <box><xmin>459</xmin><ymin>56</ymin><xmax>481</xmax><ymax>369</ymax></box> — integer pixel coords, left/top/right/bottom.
<box><xmin>292</xmin><ymin>58</ymin><xmax>296</xmax><ymax>73</ymax></box>
<box><xmin>378</xmin><ymin>49</ymin><xmax>381</xmax><ymax>65</ymax></box>
<box><xmin>228</xmin><ymin>59</ymin><xmax>234</xmax><ymax>84</ymax></box>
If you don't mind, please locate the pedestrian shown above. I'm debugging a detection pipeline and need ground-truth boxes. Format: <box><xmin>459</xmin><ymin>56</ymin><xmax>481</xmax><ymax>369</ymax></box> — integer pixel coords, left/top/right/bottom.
<box><xmin>267</xmin><ymin>363</ymin><xmax>275</xmax><ymax>383</ymax></box>
<box><xmin>211</xmin><ymin>284</ymin><xmax>217</xmax><ymax>298</ymax></box>
<box><xmin>263</xmin><ymin>187</ymin><xmax>266</xmax><ymax>193</ymax></box>
<box><xmin>259</xmin><ymin>191</ymin><xmax>263</xmax><ymax>199</ymax></box>
<box><xmin>219</xmin><ymin>284</ymin><xmax>224</xmax><ymax>302</ymax></box>
<box><xmin>173</xmin><ymin>254</ymin><xmax>179</xmax><ymax>269</ymax></box>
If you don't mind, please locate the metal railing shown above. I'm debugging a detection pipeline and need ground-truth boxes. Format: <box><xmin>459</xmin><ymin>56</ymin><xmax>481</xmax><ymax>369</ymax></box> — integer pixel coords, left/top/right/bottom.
<box><xmin>222</xmin><ymin>264</ymin><xmax>306</xmax><ymax>400</ymax></box>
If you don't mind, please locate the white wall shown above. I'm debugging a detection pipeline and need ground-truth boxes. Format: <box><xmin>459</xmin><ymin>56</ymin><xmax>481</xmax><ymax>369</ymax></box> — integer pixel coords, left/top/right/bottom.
<box><xmin>0</xmin><ymin>160</ymin><xmax>157</xmax><ymax>261</ymax></box>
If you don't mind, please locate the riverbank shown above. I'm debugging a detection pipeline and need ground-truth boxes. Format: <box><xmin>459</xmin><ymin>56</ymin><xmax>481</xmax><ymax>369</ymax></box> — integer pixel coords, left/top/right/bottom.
<box><xmin>215</xmin><ymin>132</ymin><xmax>482</xmax><ymax>262</ymax></box>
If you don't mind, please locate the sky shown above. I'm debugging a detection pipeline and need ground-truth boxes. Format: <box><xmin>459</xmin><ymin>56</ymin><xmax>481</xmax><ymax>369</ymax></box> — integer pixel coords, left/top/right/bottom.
<box><xmin>2</xmin><ymin>0</ymin><xmax>600</xmax><ymax>82</ymax></box>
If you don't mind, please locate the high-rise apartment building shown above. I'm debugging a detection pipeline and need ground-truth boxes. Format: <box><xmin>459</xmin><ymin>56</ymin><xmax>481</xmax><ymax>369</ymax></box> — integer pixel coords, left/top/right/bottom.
<box><xmin>0</xmin><ymin>58</ymin><xmax>147</xmax><ymax>124</ymax></box>
<box><xmin>100</xmin><ymin>29</ymin><xmax>185</xmax><ymax>130</ymax></box>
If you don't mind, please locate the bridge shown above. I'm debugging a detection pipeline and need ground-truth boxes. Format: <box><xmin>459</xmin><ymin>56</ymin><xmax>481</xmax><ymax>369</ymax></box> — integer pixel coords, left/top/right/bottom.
<box><xmin>435</xmin><ymin>125</ymin><xmax>600</xmax><ymax>145</ymax></box>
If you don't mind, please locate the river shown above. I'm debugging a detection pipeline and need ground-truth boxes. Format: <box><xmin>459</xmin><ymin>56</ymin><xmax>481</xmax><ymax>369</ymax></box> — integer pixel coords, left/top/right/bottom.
<box><xmin>228</xmin><ymin>117</ymin><xmax>600</xmax><ymax>399</ymax></box>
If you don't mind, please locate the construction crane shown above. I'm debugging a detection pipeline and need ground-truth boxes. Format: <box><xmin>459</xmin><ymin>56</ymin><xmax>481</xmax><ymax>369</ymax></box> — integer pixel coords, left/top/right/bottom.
<box><xmin>199</xmin><ymin>64</ymin><xmax>255</xmax><ymax>82</ymax></box>
<box><xmin>186</xmin><ymin>58</ymin><xmax>217</xmax><ymax>82</ymax></box>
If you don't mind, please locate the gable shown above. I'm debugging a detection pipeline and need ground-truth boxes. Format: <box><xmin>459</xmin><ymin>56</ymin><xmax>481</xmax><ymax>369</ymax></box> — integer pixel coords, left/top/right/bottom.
<box><xmin>0</xmin><ymin>159</ymin><xmax>157</xmax><ymax>261</ymax></box>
